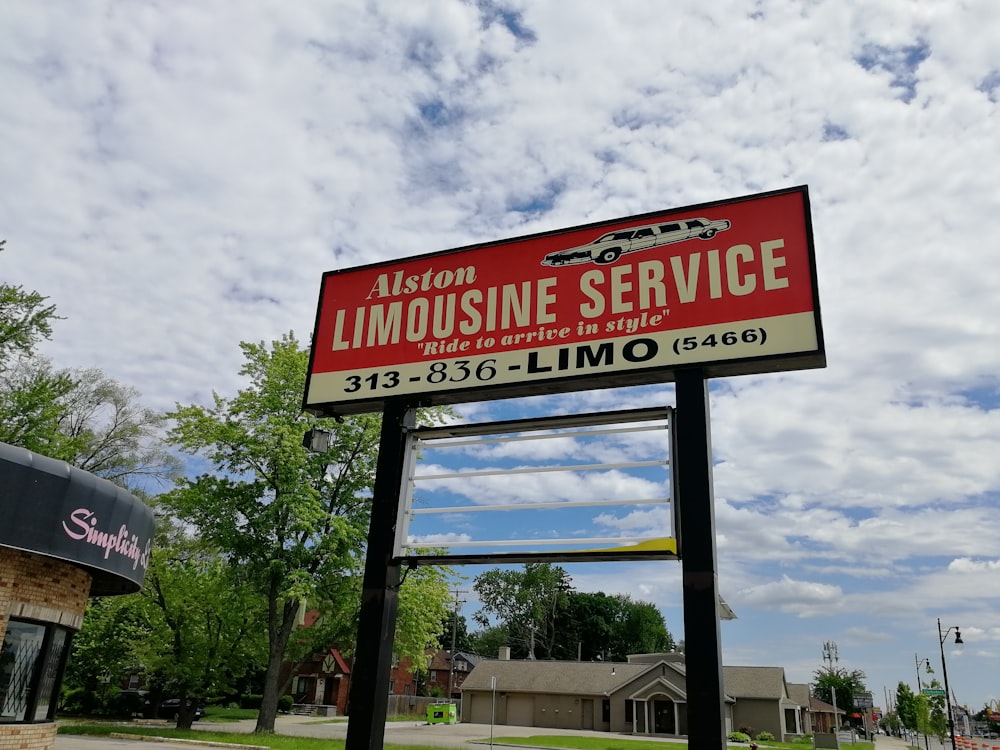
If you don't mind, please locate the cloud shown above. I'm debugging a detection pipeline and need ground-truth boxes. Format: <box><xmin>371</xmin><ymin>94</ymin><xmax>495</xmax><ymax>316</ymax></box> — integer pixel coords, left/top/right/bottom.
<box><xmin>3</xmin><ymin>0</ymin><xmax>1000</xmax><ymax>711</ymax></box>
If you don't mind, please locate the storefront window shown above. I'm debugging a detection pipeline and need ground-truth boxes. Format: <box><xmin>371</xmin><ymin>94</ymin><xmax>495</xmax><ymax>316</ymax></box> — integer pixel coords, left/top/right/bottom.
<box><xmin>0</xmin><ymin>619</ymin><xmax>73</xmax><ymax>723</ymax></box>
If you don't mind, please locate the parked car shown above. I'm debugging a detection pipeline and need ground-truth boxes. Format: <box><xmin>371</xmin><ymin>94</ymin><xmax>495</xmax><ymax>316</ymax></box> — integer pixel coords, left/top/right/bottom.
<box><xmin>156</xmin><ymin>698</ymin><xmax>205</xmax><ymax>721</ymax></box>
<box><xmin>541</xmin><ymin>217</ymin><xmax>732</xmax><ymax>266</ymax></box>
<box><xmin>116</xmin><ymin>690</ymin><xmax>204</xmax><ymax>721</ymax></box>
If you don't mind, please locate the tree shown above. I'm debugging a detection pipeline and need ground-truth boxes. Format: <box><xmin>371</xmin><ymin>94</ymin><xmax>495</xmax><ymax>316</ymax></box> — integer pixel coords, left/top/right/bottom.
<box><xmin>897</xmin><ymin>681</ymin><xmax>918</xmax><ymax>732</ymax></box>
<box><xmin>813</xmin><ymin>665</ymin><xmax>867</xmax><ymax>720</ymax></box>
<box><xmin>162</xmin><ymin>333</ymin><xmax>451</xmax><ymax>733</ymax></box>
<box><xmin>62</xmin><ymin>595</ymin><xmax>155</xmax><ymax>714</ymax></box>
<box><xmin>1</xmin><ymin>246</ymin><xmax>177</xmax><ymax>486</ymax></box>
<box><xmin>473</xmin><ymin>563</ymin><xmax>571</xmax><ymax>659</ymax></box>
<box><xmin>924</xmin><ymin>678</ymin><xmax>948</xmax><ymax>739</ymax></box>
<box><xmin>55</xmin><ymin>368</ymin><xmax>181</xmax><ymax>488</ymax></box>
<box><xmin>436</xmin><ymin>610</ymin><xmax>472</xmax><ymax>653</ymax></box>
<box><xmin>140</xmin><ymin>523</ymin><xmax>268</xmax><ymax>729</ymax></box>
<box><xmin>0</xmin><ymin>240</ymin><xmax>59</xmax><ymax>366</ymax></box>
<box><xmin>467</xmin><ymin>625</ymin><xmax>509</xmax><ymax>658</ymax></box>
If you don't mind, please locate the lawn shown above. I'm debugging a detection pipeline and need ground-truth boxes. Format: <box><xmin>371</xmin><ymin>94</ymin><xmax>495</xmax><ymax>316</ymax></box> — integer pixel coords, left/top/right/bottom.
<box><xmin>58</xmin><ymin>723</ymin><xmax>876</xmax><ymax>750</ymax></box>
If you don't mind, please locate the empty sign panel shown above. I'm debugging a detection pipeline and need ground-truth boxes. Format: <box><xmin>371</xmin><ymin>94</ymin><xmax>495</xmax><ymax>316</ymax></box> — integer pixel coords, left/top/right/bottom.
<box><xmin>394</xmin><ymin>407</ymin><xmax>678</xmax><ymax>566</ymax></box>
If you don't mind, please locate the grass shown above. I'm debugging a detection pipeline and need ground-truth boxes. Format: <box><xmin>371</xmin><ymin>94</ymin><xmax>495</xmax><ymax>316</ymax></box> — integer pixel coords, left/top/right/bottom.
<box><xmin>58</xmin><ymin>722</ymin><xmax>876</xmax><ymax>750</ymax></box>
<box><xmin>57</xmin><ymin>724</ymin><xmax>435</xmax><ymax>750</ymax></box>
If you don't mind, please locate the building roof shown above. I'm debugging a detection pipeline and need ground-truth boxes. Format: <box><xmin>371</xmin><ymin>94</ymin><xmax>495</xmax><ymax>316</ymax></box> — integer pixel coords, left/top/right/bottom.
<box><xmin>787</xmin><ymin>683</ymin><xmax>812</xmax><ymax>709</ymax></box>
<box><xmin>461</xmin><ymin>659</ymin><xmax>651</xmax><ymax>697</ymax></box>
<box><xmin>810</xmin><ymin>696</ymin><xmax>843</xmax><ymax>715</ymax></box>
<box><xmin>722</xmin><ymin>666</ymin><xmax>790</xmax><ymax>701</ymax></box>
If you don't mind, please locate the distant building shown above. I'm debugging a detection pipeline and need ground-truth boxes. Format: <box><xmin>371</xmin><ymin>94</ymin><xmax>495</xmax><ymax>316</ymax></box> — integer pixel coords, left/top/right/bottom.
<box><xmin>460</xmin><ymin>651</ymin><xmax>810</xmax><ymax>741</ymax></box>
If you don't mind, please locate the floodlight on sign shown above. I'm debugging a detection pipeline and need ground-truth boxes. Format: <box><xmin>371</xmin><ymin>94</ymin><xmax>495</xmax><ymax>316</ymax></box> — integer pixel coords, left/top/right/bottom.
<box><xmin>392</xmin><ymin>406</ymin><xmax>679</xmax><ymax>566</ymax></box>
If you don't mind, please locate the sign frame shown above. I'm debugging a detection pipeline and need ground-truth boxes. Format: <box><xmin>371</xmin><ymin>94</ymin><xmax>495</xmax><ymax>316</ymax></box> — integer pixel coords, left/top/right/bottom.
<box><xmin>304</xmin><ymin>185</ymin><xmax>824</xmax><ymax>417</ymax></box>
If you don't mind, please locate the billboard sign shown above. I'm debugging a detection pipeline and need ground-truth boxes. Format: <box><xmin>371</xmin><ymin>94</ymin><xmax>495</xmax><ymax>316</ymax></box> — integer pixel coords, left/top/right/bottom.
<box><xmin>305</xmin><ymin>185</ymin><xmax>824</xmax><ymax>416</ymax></box>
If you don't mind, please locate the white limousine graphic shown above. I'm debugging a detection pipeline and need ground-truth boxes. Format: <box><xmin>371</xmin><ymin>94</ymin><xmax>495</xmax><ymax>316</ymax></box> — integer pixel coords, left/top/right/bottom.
<box><xmin>541</xmin><ymin>217</ymin><xmax>732</xmax><ymax>266</ymax></box>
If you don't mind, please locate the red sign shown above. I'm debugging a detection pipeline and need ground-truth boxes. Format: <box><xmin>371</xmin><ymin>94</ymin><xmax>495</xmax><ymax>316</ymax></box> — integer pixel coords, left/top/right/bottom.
<box><xmin>305</xmin><ymin>186</ymin><xmax>824</xmax><ymax>415</ymax></box>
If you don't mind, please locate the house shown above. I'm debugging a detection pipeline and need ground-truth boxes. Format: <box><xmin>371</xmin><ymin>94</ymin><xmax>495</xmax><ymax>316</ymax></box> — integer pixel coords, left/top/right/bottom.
<box><xmin>283</xmin><ymin>647</ymin><xmax>417</xmax><ymax>716</ymax></box>
<box><xmin>424</xmin><ymin>650</ymin><xmax>481</xmax><ymax>699</ymax></box>
<box><xmin>461</xmin><ymin>651</ymin><xmax>808</xmax><ymax>741</ymax></box>
<box><xmin>808</xmin><ymin>694</ymin><xmax>842</xmax><ymax>733</ymax></box>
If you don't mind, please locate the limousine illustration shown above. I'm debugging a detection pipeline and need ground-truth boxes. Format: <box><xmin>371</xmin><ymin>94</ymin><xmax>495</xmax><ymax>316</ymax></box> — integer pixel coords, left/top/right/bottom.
<box><xmin>541</xmin><ymin>217</ymin><xmax>732</xmax><ymax>266</ymax></box>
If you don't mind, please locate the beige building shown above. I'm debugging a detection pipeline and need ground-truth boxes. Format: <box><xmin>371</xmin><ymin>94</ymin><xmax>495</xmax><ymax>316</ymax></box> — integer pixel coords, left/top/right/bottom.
<box><xmin>461</xmin><ymin>651</ymin><xmax>811</xmax><ymax>741</ymax></box>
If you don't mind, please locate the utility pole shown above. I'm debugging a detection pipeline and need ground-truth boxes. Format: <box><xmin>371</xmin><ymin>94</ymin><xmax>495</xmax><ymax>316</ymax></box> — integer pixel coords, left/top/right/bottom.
<box><xmin>822</xmin><ymin>641</ymin><xmax>839</xmax><ymax>732</ymax></box>
<box><xmin>447</xmin><ymin>589</ymin><xmax>467</xmax><ymax>700</ymax></box>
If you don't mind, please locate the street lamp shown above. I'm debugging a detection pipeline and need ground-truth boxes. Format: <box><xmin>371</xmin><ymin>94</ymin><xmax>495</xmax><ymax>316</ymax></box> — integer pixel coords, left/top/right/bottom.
<box><xmin>937</xmin><ymin>619</ymin><xmax>964</xmax><ymax>750</ymax></box>
<box><xmin>915</xmin><ymin>655</ymin><xmax>932</xmax><ymax>750</ymax></box>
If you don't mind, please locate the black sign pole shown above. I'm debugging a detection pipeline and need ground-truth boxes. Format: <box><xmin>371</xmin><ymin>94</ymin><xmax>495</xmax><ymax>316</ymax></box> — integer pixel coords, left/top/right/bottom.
<box><xmin>675</xmin><ymin>368</ymin><xmax>726</xmax><ymax>750</ymax></box>
<box><xmin>345</xmin><ymin>400</ymin><xmax>416</xmax><ymax>750</ymax></box>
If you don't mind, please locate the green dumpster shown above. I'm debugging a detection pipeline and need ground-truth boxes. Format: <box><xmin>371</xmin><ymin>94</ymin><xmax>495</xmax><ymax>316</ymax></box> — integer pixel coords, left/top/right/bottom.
<box><xmin>426</xmin><ymin>702</ymin><xmax>457</xmax><ymax>724</ymax></box>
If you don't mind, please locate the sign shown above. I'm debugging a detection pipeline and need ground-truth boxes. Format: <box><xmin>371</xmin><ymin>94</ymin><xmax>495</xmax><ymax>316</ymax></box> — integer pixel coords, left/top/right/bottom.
<box><xmin>305</xmin><ymin>185</ymin><xmax>824</xmax><ymax>416</ymax></box>
<box><xmin>0</xmin><ymin>442</ymin><xmax>155</xmax><ymax>595</ymax></box>
<box><xmin>922</xmin><ymin>689</ymin><xmax>947</xmax><ymax>697</ymax></box>
<box><xmin>854</xmin><ymin>693</ymin><xmax>874</xmax><ymax>709</ymax></box>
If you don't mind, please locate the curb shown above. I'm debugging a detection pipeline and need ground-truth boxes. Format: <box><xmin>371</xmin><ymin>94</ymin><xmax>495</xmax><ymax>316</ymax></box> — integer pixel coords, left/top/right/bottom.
<box><xmin>109</xmin><ymin>733</ymin><xmax>267</xmax><ymax>750</ymax></box>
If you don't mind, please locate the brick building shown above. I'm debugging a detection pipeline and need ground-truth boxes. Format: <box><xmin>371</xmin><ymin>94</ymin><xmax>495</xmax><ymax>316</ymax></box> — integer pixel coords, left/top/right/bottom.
<box><xmin>0</xmin><ymin>443</ymin><xmax>154</xmax><ymax>750</ymax></box>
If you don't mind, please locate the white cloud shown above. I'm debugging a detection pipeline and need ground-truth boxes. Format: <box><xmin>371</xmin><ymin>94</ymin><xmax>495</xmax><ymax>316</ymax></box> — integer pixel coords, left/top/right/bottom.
<box><xmin>2</xmin><ymin>0</ymin><xmax>1000</xmax><ymax>710</ymax></box>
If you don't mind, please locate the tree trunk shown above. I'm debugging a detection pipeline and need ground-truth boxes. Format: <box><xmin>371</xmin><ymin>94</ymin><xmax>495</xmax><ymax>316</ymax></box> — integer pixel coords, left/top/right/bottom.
<box><xmin>253</xmin><ymin>598</ymin><xmax>300</xmax><ymax>734</ymax></box>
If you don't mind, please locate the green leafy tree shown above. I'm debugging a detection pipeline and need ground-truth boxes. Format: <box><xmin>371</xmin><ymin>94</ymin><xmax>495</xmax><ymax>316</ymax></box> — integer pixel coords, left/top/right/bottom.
<box><xmin>162</xmin><ymin>333</ymin><xmax>450</xmax><ymax>733</ymax></box>
<box><xmin>916</xmin><ymin>693</ymin><xmax>933</xmax><ymax>741</ymax></box>
<box><xmin>0</xmin><ymin>244</ymin><xmax>75</xmax><ymax>454</ymax></box>
<box><xmin>473</xmin><ymin>563</ymin><xmax>571</xmax><ymax>659</ymax></box>
<box><xmin>0</xmin><ymin>240</ymin><xmax>59</xmax><ymax>364</ymax></box>
<box><xmin>0</xmin><ymin>356</ymin><xmax>76</xmax><ymax>454</ymax></box>
<box><xmin>140</xmin><ymin>523</ymin><xmax>268</xmax><ymax>729</ymax></box>
<box><xmin>436</xmin><ymin>610</ymin><xmax>472</xmax><ymax>653</ymax></box>
<box><xmin>1</xmin><ymin>246</ymin><xmax>177</xmax><ymax>485</ymax></box>
<box><xmin>897</xmin><ymin>681</ymin><xmax>918</xmax><ymax>732</ymax></box>
<box><xmin>924</xmin><ymin>678</ymin><xmax>948</xmax><ymax>739</ymax></box>
<box><xmin>467</xmin><ymin>625</ymin><xmax>509</xmax><ymax>658</ymax></box>
<box><xmin>612</xmin><ymin>596</ymin><xmax>674</xmax><ymax>657</ymax></box>
<box><xmin>62</xmin><ymin>595</ymin><xmax>155</xmax><ymax>714</ymax></box>
<box><xmin>554</xmin><ymin>592</ymin><xmax>673</xmax><ymax>661</ymax></box>
<box><xmin>813</xmin><ymin>665</ymin><xmax>867</xmax><ymax>720</ymax></box>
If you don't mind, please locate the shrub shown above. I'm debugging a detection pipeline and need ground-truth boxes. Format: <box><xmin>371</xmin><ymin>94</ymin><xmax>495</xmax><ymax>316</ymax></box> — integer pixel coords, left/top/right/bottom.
<box><xmin>756</xmin><ymin>731</ymin><xmax>775</xmax><ymax>741</ymax></box>
<box><xmin>278</xmin><ymin>695</ymin><xmax>294</xmax><ymax>713</ymax></box>
<box><xmin>728</xmin><ymin>731</ymin><xmax>752</xmax><ymax>743</ymax></box>
<box><xmin>239</xmin><ymin>694</ymin><xmax>263</xmax><ymax>709</ymax></box>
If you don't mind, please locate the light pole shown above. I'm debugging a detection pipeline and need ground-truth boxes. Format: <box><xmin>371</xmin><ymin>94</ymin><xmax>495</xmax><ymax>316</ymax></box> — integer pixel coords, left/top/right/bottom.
<box><xmin>915</xmin><ymin>654</ymin><xmax>932</xmax><ymax>750</ymax></box>
<box><xmin>822</xmin><ymin>641</ymin><xmax>839</xmax><ymax>732</ymax></box>
<box><xmin>937</xmin><ymin>619</ymin><xmax>964</xmax><ymax>750</ymax></box>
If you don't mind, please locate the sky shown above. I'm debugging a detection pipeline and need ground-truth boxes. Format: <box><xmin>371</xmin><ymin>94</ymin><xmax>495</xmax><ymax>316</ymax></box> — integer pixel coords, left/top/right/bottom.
<box><xmin>2</xmin><ymin>0</ymin><xmax>1000</xmax><ymax>717</ymax></box>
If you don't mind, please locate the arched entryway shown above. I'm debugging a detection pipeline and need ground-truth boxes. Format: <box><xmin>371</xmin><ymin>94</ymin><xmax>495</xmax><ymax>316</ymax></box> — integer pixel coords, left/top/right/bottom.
<box><xmin>653</xmin><ymin>698</ymin><xmax>676</xmax><ymax>734</ymax></box>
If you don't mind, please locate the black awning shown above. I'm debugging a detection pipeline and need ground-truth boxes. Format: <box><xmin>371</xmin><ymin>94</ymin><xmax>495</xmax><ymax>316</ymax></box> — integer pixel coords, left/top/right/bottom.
<box><xmin>0</xmin><ymin>442</ymin><xmax>155</xmax><ymax>596</ymax></box>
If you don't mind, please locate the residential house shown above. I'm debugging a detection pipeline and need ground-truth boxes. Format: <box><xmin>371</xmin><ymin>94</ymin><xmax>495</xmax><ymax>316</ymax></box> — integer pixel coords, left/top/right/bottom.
<box><xmin>283</xmin><ymin>647</ymin><xmax>417</xmax><ymax>716</ymax></box>
<box><xmin>424</xmin><ymin>650</ymin><xmax>481</xmax><ymax>699</ymax></box>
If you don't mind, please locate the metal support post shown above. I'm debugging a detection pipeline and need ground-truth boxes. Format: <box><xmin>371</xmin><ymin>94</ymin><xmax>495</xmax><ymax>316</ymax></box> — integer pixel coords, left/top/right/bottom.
<box><xmin>675</xmin><ymin>369</ymin><xmax>726</xmax><ymax>750</ymax></box>
<box><xmin>345</xmin><ymin>401</ymin><xmax>416</xmax><ymax>750</ymax></box>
